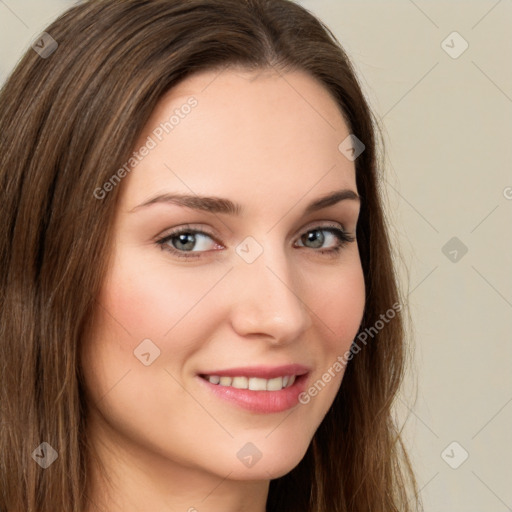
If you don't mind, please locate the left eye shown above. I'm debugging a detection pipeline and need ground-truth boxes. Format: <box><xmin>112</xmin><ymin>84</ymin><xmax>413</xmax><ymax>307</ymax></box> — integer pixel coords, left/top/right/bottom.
<box><xmin>156</xmin><ymin>225</ymin><xmax>355</xmax><ymax>259</ymax></box>
<box><xmin>296</xmin><ymin>227</ymin><xmax>354</xmax><ymax>251</ymax></box>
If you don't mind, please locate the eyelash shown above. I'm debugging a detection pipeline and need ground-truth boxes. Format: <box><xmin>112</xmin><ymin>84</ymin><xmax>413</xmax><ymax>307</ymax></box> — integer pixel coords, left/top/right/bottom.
<box><xmin>156</xmin><ymin>224</ymin><xmax>356</xmax><ymax>260</ymax></box>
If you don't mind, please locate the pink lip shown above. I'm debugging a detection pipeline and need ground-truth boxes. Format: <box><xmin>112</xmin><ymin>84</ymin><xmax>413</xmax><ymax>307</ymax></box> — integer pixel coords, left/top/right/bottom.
<box><xmin>196</xmin><ymin>365</ymin><xmax>310</xmax><ymax>414</ymax></box>
<box><xmin>198</xmin><ymin>364</ymin><xmax>310</xmax><ymax>379</ymax></box>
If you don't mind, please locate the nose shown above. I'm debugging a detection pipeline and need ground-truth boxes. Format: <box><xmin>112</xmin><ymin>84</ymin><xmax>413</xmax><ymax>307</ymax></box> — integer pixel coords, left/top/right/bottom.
<box><xmin>229</xmin><ymin>242</ymin><xmax>313</xmax><ymax>344</ymax></box>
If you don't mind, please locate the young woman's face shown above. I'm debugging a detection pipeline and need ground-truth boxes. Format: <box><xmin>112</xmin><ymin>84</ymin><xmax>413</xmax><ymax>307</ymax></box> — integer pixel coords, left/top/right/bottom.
<box><xmin>82</xmin><ymin>67</ymin><xmax>365</xmax><ymax>490</ymax></box>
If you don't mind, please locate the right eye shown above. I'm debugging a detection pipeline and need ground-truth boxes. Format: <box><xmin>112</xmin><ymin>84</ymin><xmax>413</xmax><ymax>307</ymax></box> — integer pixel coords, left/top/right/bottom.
<box><xmin>156</xmin><ymin>227</ymin><xmax>222</xmax><ymax>259</ymax></box>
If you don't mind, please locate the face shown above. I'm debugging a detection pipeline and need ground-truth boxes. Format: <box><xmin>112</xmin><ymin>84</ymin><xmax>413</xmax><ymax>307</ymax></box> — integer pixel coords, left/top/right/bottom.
<box><xmin>81</xmin><ymin>67</ymin><xmax>365</xmax><ymax>491</ymax></box>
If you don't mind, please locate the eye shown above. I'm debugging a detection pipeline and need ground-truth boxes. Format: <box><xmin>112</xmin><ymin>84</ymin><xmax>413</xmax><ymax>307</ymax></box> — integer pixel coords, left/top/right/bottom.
<box><xmin>156</xmin><ymin>224</ymin><xmax>356</xmax><ymax>260</ymax></box>
<box><xmin>296</xmin><ymin>225</ymin><xmax>356</xmax><ymax>256</ymax></box>
<box><xmin>156</xmin><ymin>226</ymin><xmax>220</xmax><ymax>259</ymax></box>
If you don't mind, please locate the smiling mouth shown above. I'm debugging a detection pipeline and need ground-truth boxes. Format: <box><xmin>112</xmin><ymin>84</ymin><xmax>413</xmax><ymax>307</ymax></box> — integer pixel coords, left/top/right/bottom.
<box><xmin>197</xmin><ymin>368</ymin><xmax>309</xmax><ymax>413</ymax></box>
<box><xmin>199</xmin><ymin>374</ymin><xmax>297</xmax><ymax>391</ymax></box>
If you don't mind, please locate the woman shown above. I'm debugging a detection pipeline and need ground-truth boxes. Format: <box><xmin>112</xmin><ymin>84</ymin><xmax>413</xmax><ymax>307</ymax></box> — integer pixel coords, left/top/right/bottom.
<box><xmin>0</xmin><ymin>0</ymin><xmax>420</xmax><ymax>510</ymax></box>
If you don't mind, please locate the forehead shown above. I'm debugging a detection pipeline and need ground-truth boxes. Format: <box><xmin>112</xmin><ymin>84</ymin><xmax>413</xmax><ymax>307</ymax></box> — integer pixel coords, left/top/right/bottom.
<box><xmin>119</xmin><ymin>67</ymin><xmax>357</xmax><ymax>213</ymax></box>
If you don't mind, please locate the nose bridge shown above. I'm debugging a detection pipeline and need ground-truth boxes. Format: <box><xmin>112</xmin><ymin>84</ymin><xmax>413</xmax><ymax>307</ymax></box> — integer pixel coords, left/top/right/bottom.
<box><xmin>229</xmin><ymin>236</ymin><xmax>312</xmax><ymax>340</ymax></box>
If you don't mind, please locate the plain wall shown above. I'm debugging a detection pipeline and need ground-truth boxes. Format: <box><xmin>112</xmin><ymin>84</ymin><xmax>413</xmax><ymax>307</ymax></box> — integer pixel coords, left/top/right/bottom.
<box><xmin>1</xmin><ymin>1</ymin><xmax>511</xmax><ymax>510</ymax></box>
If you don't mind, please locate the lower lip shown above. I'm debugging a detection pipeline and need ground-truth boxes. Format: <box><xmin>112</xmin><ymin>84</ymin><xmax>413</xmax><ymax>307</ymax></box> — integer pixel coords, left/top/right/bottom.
<box><xmin>197</xmin><ymin>374</ymin><xmax>308</xmax><ymax>413</ymax></box>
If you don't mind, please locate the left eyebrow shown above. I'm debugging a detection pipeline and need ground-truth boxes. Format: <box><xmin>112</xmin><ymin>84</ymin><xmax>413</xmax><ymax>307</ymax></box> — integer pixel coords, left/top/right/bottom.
<box><xmin>129</xmin><ymin>189</ymin><xmax>360</xmax><ymax>215</ymax></box>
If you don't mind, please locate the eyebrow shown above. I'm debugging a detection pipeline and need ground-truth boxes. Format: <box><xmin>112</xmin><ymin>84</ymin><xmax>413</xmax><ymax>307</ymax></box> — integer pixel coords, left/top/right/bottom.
<box><xmin>129</xmin><ymin>189</ymin><xmax>360</xmax><ymax>215</ymax></box>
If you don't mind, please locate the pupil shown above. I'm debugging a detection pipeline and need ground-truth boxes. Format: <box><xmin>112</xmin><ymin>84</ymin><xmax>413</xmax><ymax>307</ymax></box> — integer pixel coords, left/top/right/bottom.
<box><xmin>176</xmin><ymin>233</ymin><xmax>195</xmax><ymax>250</ymax></box>
<box><xmin>307</xmin><ymin>230</ymin><xmax>324</xmax><ymax>248</ymax></box>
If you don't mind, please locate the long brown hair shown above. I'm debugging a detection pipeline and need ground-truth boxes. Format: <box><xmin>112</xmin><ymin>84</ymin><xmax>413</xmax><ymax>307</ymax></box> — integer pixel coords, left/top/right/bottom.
<box><xmin>0</xmin><ymin>0</ymin><xmax>420</xmax><ymax>510</ymax></box>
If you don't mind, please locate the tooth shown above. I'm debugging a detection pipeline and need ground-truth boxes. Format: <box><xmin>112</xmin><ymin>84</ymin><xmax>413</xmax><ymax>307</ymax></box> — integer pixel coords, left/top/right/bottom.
<box><xmin>266</xmin><ymin>377</ymin><xmax>283</xmax><ymax>391</ymax></box>
<box><xmin>231</xmin><ymin>376</ymin><xmax>249</xmax><ymax>389</ymax></box>
<box><xmin>248</xmin><ymin>377</ymin><xmax>267</xmax><ymax>391</ymax></box>
<box><xmin>207</xmin><ymin>375</ymin><xmax>295</xmax><ymax>390</ymax></box>
<box><xmin>219</xmin><ymin>376</ymin><xmax>233</xmax><ymax>386</ymax></box>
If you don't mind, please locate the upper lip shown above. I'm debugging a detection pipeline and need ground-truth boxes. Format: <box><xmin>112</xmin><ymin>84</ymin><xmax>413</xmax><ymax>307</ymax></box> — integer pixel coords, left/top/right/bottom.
<box><xmin>199</xmin><ymin>364</ymin><xmax>310</xmax><ymax>379</ymax></box>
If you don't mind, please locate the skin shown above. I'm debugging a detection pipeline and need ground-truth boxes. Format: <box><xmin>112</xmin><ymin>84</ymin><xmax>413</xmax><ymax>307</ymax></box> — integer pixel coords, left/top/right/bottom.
<box><xmin>81</xmin><ymin>67</ymin><xmax>366</xmax><ymax>512</ymax></box>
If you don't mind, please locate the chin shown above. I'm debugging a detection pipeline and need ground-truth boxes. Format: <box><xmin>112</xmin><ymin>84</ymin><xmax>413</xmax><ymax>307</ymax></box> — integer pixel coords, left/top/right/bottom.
<box><xmin>217</xmin><ymin>442</ymin><xmax>310</xmax><ymax>481</ymax></box>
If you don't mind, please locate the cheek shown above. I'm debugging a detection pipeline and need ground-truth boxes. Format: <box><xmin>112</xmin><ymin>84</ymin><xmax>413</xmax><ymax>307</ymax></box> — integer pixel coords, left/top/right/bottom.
<box><xmin>313</xmin><ymin>259</ymin><xmax>366</xmax><ymax>350</ymax></box>
<box><xmin>297</xmin><ymin>260</ymin><xmax>365</xmax><ymax>417</ymax></box>
<box><xmin>98</xmin><ymin>254</ymin><xmax>171</xmax><ymax>339</ymax></box>
<box><xmin>96</xmin><ymin>247</ymin><xmax>217</xmax><ymax>342</ymax></box>
<box><xmin>81</xmin><ymin>247</ymin><xmax>229</xmax><ymax>402</ymax></box>
<box><xmin>79</xmin><ymin>253</ymin><xmax>170</xmax><ymax>407</ymax></box>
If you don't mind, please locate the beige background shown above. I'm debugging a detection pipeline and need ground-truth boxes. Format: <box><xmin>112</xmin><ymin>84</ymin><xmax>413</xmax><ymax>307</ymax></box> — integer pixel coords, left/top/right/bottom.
<box><xmin>1</xmin><ymin>1</ymin><xmax>511</xmax><ymax>510</ymax></box>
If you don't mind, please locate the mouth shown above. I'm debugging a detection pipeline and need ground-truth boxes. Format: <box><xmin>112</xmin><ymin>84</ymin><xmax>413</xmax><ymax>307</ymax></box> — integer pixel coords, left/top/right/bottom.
<box><xmin>196</xmin><ymin>364</ymin><xmax>310</xmax><ymax>413</ymax></box>
<box><xmin>199</xmin><ymin>374</ymin><xmax>298</xmax><ymax>391</ymax></box>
